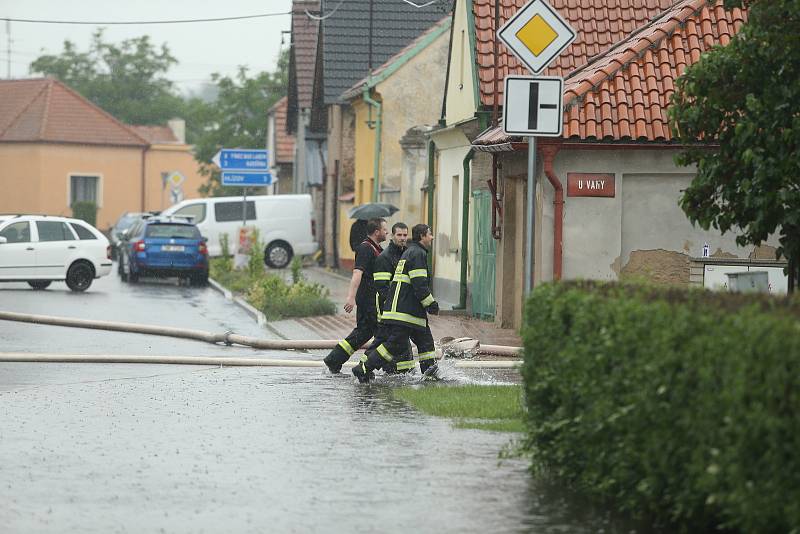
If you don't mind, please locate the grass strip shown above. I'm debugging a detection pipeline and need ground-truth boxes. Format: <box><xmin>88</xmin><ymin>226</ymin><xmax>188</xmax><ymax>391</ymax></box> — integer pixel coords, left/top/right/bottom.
<box><xmin>392</xmin><ymin>385</ymin><xmax>525</xmax><ymax>432</ymax></box>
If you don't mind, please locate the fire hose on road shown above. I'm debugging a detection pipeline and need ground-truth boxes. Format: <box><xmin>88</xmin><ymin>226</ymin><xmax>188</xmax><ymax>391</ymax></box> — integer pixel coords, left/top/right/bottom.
<box><xmin>0</xmin><ymin>310</ymin><xmax>523</xmax><ymax>368</ymax></box>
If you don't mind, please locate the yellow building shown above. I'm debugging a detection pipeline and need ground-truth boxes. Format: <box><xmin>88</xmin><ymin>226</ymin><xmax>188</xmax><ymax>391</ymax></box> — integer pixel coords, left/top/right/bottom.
<box><xmin>0</xmin><ymin>78</ymin><xmax>206</xmax><ymax>233</ymax></box>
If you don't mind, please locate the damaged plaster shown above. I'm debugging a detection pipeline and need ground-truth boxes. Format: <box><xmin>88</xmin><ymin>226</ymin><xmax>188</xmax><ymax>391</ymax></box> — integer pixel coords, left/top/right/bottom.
<box><xmin>621</xmin><ymin>249</ymin><xmax>690</xmax><ymax>285</ymax></box>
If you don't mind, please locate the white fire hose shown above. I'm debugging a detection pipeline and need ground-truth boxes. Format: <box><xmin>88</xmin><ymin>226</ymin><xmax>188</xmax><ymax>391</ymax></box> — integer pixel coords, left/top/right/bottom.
<box><xmin>0</xmin><ymin>310</ymin><xmax>523</xmax><ymax>368</ymax></box>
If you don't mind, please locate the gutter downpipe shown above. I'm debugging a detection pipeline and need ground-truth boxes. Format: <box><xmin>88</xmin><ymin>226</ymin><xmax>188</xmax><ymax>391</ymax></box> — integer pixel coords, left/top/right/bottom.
<box><xmin>456</xmin><ymin>149</ymin><xmax>475</xmax><ymax>310</ymax></box>
<box><xmin>541</xmin><ymin>143</ymin><xmax>563</xmax><ymax>280</ymax></box>
<box><xmin>363</xmin><ymin>86</ymin><xmax>382</xmax><ymax>203</ymax></box>
<box><xmin>426</xmin><ymin>138</ymin><xmax>436</xmax><ymax>272</ymax></box>
<box><xmin>140</xmin><ymin>148</ymin><xmax>147</xmax><ymax>211</ymax></box>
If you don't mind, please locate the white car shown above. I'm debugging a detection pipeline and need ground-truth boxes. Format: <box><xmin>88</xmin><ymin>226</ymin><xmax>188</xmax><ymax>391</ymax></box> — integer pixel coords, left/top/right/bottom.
<box><xmin>0</xmin><ymin>215</ymin><xmax>113</xmax><ymax>291</ymax></box>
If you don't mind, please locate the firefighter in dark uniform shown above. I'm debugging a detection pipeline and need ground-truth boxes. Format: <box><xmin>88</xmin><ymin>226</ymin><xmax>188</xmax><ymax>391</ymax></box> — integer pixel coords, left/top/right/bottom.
<box><xmin>369</xmin><ymin>222</ymin><xmax>413</xmax><ymax>373</ymax></box>
<box><xmin>354</xmin><ymin>223</ymin><xmax>439</xmax><ymax>383</ymax></box>
<box><xmin>323</xmin><ymin>218</ymin><xmax>387</xmax><ymax>373</ymax></box>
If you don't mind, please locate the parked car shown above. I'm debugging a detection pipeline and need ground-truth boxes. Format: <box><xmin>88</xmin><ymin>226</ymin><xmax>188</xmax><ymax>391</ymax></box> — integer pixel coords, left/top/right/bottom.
<box><xmin>109</xmin><ymin>212</ymin><xmax>148</xmax><ymax>260</ymax></box>
<box><xmin>117</xmin><ymin>215</ymin><xmax>208</xmax><ymax>285</ymax></box>
<box><xmin>161</xmin><ymin>194</ymin><xmax>318</xmax><ymax>269</ymax></box>
<box><xmin>0</xmin><ymin>215</ymin><xmax>112</xmax><ymax>291</ymax></box>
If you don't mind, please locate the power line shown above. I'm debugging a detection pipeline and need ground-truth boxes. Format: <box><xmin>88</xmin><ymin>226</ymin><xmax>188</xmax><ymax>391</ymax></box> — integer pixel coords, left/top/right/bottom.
<box><xmin>0</xmin><ymin>12</ymin><xmax>290</xmax><ymax>25</ymax></box>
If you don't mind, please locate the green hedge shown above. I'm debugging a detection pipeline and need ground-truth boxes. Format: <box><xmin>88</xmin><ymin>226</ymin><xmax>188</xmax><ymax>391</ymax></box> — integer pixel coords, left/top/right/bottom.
<box><xmin>521</xmin><ymin>282</ymin><xmax>800</xmax><ymax>533</ymax></box>
<box><xmin>71</xmin><ymin>201</ymin><xmax>97</xmax><ymax>226</ymax></box>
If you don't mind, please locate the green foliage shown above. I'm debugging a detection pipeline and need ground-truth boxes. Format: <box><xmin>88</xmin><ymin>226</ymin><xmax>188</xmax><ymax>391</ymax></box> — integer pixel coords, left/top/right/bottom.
<box><xmin>393</xmin><ymin>385</ymin><xmax>524</xmax><ymax>426</ymax></box>
<box><xmin>30</xmin><ymin>30</ymin><xmax>183</xmax><ymax>126</ymax></box>
<box><xmin>670</xmin><ymin>0</ymin><xmax>800</xmax><ymax>268</ymax></box>
<box><xmin>220</xmin><ymin>232</ymin><xmax>231</xmax><ymax>262</ymax></box>
<box><xmin>290</xmin><ymin>256</ymin><xmax>303</xmax><ymax>284</ymax></box>
<box><xmin>247</xmin><ymin>229</ymin><xmax>264</xmax><ymax>278</ymax></box>
<box><xmin>247</xmin><ymin>276</ymin><xmax>335</xmax><ymax>320</ymax></box>
<box><xmin>71</xmin><ymin>201</ymin><xmax>97</xmax><ymax>226</ymax></box>
<box><xmin>194</xmin><ymin>51</ymin><xmax>289</xmax><ymax>197</ymax></box>
<box><xmin>521</xmin><ymin>281</ymin><xmax>800</xmax><ymax>532</ymax></box>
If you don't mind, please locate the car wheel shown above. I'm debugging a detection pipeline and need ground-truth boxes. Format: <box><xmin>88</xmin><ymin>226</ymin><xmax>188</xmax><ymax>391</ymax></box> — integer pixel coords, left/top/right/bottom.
<box><xmin>129</xmin><ymin>271</ymin><xmax>139</xmax><ymax>283</ymax></box>
<box><xmin>66</xmin><ymin>261</ymin><xmax>94</xmax><ymax>292</ymax></box>
<box><xmin>27</xmin><ymin>281</ymin><xmax>52</xmax><ymax>290</ymax></box>
<box><xmin>264</xmin><ymin>241</ymin><xmax>293</xmax><ymax>269</ymax></box>
<box><xmin>190</xmin><ymin>272</ymin><xmax>209</xmax><ymax>287</ymax></box>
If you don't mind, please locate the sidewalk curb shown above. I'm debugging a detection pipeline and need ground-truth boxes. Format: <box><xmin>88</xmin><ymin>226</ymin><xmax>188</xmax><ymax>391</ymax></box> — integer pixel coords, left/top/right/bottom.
<box><xmin>308</xmin><ymin>266</ymin><xmax>351</xmax><ymax>283</ymax></box>
<box><xmin>209</xmin><ymin>277</ymin><xmax>267</xmax><ymax>327</ymax></box>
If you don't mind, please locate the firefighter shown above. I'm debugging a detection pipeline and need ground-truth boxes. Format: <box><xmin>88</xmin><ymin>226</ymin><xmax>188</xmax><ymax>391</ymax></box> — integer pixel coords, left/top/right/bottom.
<box><xmin>353</xmin><ymin>223</ymin><xmax>439</xmax><ymax>383</ymax></box>
<box><xmin>369</xmin><ymin>222</ymin><xmax>413</xmax><ymax>373</ymax></box>
<box><xmin>323</xmin><ymin>218</ymin><xmax>387</xmax><ymax>374</ymax></box>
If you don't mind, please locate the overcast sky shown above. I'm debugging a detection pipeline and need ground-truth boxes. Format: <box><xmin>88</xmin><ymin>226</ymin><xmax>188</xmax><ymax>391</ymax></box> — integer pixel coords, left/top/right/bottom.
<box><xmin>0</xmin><ymin>0</ymin><xmax>293</xmax><ymax>95</ymax></box>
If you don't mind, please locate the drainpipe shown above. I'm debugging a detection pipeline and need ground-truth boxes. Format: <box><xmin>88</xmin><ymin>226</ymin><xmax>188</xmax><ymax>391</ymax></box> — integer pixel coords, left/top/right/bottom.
<box><xmin>362</xmin><ymin>86</ymin><xmax>382</xmax><ymax>202</ymax></box>
<box><xmin>541</xmin><ymin>143</ymin><xmax>563</xmax><ymax>280</ymax></box>
<box><xmin>140</xmin><ymin>148</ymin><xmax>147</xmax><ymax>211</ymax></box>
<box><xmin>426</xmin><ymin>139</ymin><xmax>436</xmax><ymax>225</ymax></box>
<box><xmin>426</xmin><ymin>138</ymin><xmax>436</xmax><ymax>273</ymax></box>
<box><xmin>456</xmin><ymin>149</ymin><xmax>475</xmax><ymax>310</ymax></box>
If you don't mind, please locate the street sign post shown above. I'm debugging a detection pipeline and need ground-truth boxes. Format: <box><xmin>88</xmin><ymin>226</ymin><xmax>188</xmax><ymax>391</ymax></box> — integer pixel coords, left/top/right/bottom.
<box><xmin>213</xmin><ymin>148</ymin><xmax>272</xmax><ymax>228</ymax></box>
<box><xmin>497</xmin><ymin>0</ymin><xmax>576</xmax><ymax>74</ymax></box>
<box><xmin>502</xmin><ymin>75</ymin><xmax>563</xmax><ymax>136</ymax></box>
<box><xmin>212</xmin><ymin>148</ymin><xmax>269</xmax><ymax>171</ymax></box>
<box><xmin>220</xmin><ymin>171</ymin><xmax>273</xmax><ymax>187</ymax></box>
<box><xmin>497</xmin><ymin>0</ymin><xmax>576</xmax><ymax>295</ymax></box>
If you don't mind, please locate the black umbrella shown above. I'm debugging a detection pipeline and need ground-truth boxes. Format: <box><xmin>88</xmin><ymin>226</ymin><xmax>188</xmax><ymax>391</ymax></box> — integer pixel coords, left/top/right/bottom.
<box><xmin>347</xmin><ymin>202</ymin><xmax>399</xmax><ymax>220</ymax></box>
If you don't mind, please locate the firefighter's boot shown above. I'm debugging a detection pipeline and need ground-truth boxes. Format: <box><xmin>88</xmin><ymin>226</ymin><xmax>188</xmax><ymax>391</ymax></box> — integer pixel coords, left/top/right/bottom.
<box><xmin>324</xmin><ymin>341</ymin><xmax>355</xmax><ymax>374</ymax></box>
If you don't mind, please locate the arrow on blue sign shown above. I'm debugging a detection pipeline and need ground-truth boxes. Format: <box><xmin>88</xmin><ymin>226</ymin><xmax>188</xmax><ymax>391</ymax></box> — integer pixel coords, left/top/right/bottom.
<box><xmin>221</xmin><ymin>171</ymin><xmax>273</xmax><ymax>187</ymax></box>
<box><xmin>213</xmin><ymin>148</ymin><xmax>269</xmax><ymax>171</ymax></box>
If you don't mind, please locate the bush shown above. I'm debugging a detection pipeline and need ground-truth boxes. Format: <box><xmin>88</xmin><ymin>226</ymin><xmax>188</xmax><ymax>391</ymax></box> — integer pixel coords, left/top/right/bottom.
<box><xmin>248</xmin><ymin>228</ymin><xmax>264</xmax><ymax>277</ymax></box>
<box><xmin>71</xmin><ymin>201</ymin><xmax>97</xmax><ymax>226</ymax></box>
<box><xmin>247</xmin><ymin>276</ymin><xmax>334</xmax><ymax>320</ymax></box>
<box><xmin>521</xmin><ymin>282</ymin><xmax>800</xmax><ymax>532</ymax></box>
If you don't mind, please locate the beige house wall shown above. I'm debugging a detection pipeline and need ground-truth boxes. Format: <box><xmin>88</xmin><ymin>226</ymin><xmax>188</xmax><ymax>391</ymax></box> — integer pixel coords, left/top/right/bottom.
<box><xmin>444</xmin><ymin>0</ymin><xmax>478</xmax><ymax>126</ymax></box>
<box><xmin>374</xmin><ymin>30</ymin><xmax>449</xmax><ymax>194</ymax></box>
<box><xmin>0</xmin><ymin>143</ymin><xmax>43</xmax><ymax>216</ymax></box>
<box><xmin>0</xmin><ymin>141</ymin><xmax>205</xmax><ymax>233</ymax></box>
<box><xmin>143</xmin><ymin>144</ymin><xmax>206</xmax><ymax>213</ymax></box>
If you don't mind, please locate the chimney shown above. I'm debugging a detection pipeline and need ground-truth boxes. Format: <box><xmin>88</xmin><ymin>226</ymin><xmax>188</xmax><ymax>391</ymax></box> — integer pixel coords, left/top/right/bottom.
<box><xmin>167</xmin><ymin>118</ymin><xmax>186</xmax><ymax>144</ymax></box>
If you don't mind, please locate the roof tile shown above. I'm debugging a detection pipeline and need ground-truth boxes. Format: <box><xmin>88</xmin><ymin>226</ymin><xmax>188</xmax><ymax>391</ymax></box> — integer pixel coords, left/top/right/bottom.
<box><xmin>0</xmin><ymin>79</ymin><xmax>148</xmax><ymax>146</ymax></box>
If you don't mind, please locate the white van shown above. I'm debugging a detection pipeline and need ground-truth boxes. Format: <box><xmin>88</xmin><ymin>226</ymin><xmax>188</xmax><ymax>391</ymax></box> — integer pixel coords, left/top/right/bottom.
<box><xmin>162</xmin><ymin>194</ymin><xmax>318</xmax><ymax>268</ymax></box>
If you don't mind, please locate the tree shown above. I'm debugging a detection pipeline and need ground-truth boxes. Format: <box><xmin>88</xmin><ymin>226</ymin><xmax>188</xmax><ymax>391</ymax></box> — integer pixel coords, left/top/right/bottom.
<box><xmin>195</xmin><ymin>50</ymin><xmax>289</xmax><ymax>197</ymax></box>
<box><xmin>670</xmin><ymin>0</ymin><xmax>800</xmax><ymax>288</ymax></box>
<box><xmin>30</xmin><ymin>30</ymin><xmax>183</xmax><ymax>125</ymax></box>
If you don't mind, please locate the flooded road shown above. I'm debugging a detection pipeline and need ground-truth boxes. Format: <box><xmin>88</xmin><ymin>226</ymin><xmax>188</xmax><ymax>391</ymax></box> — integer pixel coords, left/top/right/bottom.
<box><xmin>0</xmin><ymin>365</ymin><xmax>622</xmax><ymax>533</ymax></box>
<box><xmin>0</xmin><ymin>269</ymin><xmax>632</xmax><ymax>533</ymax></box>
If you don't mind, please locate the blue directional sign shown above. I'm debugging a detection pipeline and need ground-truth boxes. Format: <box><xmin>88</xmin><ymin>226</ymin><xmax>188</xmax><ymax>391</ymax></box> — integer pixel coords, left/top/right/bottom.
<box><xmin>221</xmin><ymin>171</ymin><xmax>273</xmax><ymax>186</ymax></box>
<box><xmin>213</xmin><ymin>148</ymin><xmax>269</xmax><ymax>171</ymax></box>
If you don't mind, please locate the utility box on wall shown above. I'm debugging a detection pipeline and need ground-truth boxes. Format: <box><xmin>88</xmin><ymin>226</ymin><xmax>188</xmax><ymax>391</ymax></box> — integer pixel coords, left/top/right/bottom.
<box><xmin>726</xmin><ymin>271</ymin><xmax>770</xmax><ymax>293</ymax></box>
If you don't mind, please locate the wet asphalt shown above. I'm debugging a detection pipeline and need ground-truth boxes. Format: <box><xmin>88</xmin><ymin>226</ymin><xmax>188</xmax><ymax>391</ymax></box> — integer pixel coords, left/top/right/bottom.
<box><xmin>0</xmin><ymin>269</ymin><xmax>627</xmax><ymax>533</ymax></box>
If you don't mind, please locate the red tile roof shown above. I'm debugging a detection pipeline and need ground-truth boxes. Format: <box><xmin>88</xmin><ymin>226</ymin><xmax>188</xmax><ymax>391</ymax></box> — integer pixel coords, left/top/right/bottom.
<box><xmin>473</xmin><ymin>0</ymin><xmax>677</xmax><ymax>107</ymax></box>
<box><xmin>472</xmin><ymin>0</ymin><xmax>747</xmax><ymax>145</ymax></box>
<box><xmin>0</xmin><ymin>78</ymin><xmax>148</xmax><ymax>147</ymax></box>
<box><xmin>561</xmin><ymin>0</ymin><xmax>746</xmax><ymax>141</ymax></box>
<box><xmin>129</xmin><ymin>125</ymin><xmax>178</xmax><ymax>144</ymax></box>
<box><xmin>269</xmin><ymin>96</ymin><xmax>295</xmax><ymax>163</ymax></box>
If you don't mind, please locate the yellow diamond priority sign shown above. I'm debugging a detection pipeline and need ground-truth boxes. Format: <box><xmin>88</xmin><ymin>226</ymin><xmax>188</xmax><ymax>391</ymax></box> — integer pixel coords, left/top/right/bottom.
<box><xmin>498</xmin><ymin>0</ymin><xmax>576</xmax><ymax>74</ymax></box>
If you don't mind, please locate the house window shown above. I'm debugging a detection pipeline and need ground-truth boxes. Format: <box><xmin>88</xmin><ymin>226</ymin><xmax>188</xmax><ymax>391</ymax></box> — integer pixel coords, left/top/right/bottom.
<box><xmin>451</xmin><ymin>175</ymin><xmax>460</xmax><ymax>250</ymax></box>
<box><xmin>70</xmin><ymin>175</ymin><xmax>99</xmax><ymax>206</ymax></box>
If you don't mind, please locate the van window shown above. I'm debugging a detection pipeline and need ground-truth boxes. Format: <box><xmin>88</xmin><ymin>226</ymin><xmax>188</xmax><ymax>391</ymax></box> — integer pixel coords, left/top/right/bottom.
<box><xmin>173</xmin><ymin>203</ymin><xmax>206</xmax><ymax>224</ymax></box>
<box><xmin>215</xmin><ymin>201</ymin><xmax>255</xmax><ymax>222</ymax></box>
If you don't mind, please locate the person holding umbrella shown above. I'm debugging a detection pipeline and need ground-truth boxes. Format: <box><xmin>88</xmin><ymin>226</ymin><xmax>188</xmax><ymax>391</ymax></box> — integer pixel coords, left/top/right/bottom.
<box><xmin>323</xmin><ymin>218</ymin><xmax>388</xmax><ymax>374</ymax></box>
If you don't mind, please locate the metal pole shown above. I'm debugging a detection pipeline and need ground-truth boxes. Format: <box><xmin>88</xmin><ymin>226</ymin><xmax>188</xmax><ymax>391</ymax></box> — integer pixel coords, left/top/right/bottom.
<box><xmin>242</xmin><ymin>187</ymin><xmax>247</xmax><ymax>227</ymax></box>
<box><xmin>524</xmin><ymin>137</ymin><xmax>536</xmax><ymax>294</ymax></box>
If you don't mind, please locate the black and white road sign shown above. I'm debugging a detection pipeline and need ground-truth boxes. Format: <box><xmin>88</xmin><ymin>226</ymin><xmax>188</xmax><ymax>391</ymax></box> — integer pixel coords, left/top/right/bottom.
<box><xmin>502</xmin><ymin>75</ymin><xmax>563</xmax><ymax>136</ymax></box>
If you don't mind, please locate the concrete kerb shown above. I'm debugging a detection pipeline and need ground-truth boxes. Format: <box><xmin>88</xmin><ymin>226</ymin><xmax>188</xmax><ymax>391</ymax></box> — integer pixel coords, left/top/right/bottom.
<box><xmin>209</xmin><ymin>277</ymin><xmax>267</xmax><ymax>327</ymax></box>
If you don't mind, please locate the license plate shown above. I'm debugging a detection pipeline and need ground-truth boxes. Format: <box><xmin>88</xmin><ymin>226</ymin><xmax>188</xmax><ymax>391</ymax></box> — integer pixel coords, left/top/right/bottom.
<box><xmin>161</xmin><ymin>245</ymin><xmax>185</xmax><ymax>252</ymax></box>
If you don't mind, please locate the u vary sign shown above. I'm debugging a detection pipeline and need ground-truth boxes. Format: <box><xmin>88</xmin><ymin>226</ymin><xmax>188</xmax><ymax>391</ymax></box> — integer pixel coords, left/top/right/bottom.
<box><xmin>567</xmin><ymin>173</ymin><xmax>615</xmax><ymax>197</ymax></box>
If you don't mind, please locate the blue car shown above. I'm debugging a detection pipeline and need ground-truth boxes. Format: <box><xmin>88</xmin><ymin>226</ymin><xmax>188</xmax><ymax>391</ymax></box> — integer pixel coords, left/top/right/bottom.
<box><xmin>118</xmin><ymin>216</ymin><xmax>208</xmax><ymax>285</ymax></box>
